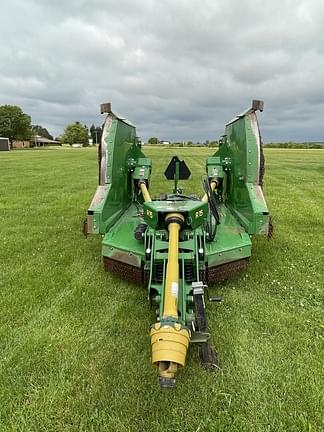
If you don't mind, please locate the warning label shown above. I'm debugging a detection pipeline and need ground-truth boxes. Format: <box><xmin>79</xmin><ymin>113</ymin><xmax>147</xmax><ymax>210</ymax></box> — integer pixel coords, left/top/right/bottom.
<box><xmin>171</xmin><ymin>282</ymin><xmax>178</xmax><ymax>298</ymax></box>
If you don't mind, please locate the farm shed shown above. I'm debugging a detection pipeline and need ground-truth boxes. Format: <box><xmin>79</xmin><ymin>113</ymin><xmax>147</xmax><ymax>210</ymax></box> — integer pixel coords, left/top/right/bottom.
<box><xmin>33</xmin><ymin>136</ymin><xmax>60</xmax><ymax>147</ymax></box>
<box><xmin>0</xmin><ymin>137</ymin><xmax>10</xmax><ymax>151</ymax></box>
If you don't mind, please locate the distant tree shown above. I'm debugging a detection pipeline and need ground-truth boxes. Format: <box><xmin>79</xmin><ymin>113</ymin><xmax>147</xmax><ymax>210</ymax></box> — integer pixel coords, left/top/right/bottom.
<box><xmin>32</xmin><ymin>125</ymin><xmax>53</xmax><ymax>140</ymax></box>
<box><xmin>90</xmin><ymin>124</ymin><xmax>95</xmax><ymax>143</ymax></box>
<box><xmin>61</xmin><ymin>122</ymin><xmax>89</xmax><ymax>146</ymax></box>
<box><xmin>90</xmin><ymin>124</ymin><xmax>102</xmax><ymax>144</ymax></box>
<box><xmin>83</xmin><ymin>124</ymin><xmax>90</xmax><ymax>147</ymax></box>
<box><xmin>0</xmin><ymin>105</ymin><xmax>32</xmax><ymax>145</ymax></box>
<box><xmin>148</xmin><ymin>137</ymin><xmax>158</xmax><ymax>144</ymax></box>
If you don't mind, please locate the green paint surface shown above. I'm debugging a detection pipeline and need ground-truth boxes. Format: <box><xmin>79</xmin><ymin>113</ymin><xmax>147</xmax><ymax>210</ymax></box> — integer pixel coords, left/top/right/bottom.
<box><xmin>215</xmin><ymin>114</ymin><xmax>269</xmax><ymax>234</ymax></box>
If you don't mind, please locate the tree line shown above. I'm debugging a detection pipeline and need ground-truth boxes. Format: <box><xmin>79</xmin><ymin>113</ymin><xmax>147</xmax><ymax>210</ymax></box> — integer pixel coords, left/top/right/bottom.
<box><xmin>147</xmin><ymin>137</ymin><xmax>218</xmax><ymax>147</ymax></box>
<box><xmin>264</xmin><ymin>142</ymin><xmax>324</xmax><ymax>149</ymax></box>
<box><xmin>147</xmin><ymin>138</ymin><xmax>324</xmax><ymax>148</ymax></box>
<box><xmin>60</xmin><ymin>123</ymin><xmax>102</xmax><ymax>146</ymax></box>
<box><xmin>0</xmin><ymin>104</ymin><xmax>102</xmax><ymax>147</ymax></box>
<box><xmin>2</xmin><ymin>105</ymin><xmax>322</xmax><ymax>149</ymax></box>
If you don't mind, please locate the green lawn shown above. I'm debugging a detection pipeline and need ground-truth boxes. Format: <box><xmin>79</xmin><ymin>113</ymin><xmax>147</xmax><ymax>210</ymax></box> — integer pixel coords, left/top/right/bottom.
<box><xmin>0</xmin><ymin>147</ymin><xmax>323</xmax><ymax>432</ymax></box>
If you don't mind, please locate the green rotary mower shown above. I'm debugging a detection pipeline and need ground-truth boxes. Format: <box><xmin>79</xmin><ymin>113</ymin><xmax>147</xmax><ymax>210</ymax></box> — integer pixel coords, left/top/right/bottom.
<box><xmin>84</xmin><ymin>100</ymin><xmax>271</xmax><ymax>387</ymax></box>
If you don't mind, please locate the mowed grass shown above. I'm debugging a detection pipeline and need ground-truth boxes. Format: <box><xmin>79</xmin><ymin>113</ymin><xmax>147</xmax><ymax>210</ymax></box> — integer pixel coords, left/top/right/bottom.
<box><xmin>0</xmin><ymin>146</ymin><xmax>323</xmax><ymax>432</ymax></box>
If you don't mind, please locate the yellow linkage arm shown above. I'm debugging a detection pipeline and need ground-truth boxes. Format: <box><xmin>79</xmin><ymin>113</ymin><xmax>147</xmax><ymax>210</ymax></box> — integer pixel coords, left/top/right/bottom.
<box><xmin>139</xmin><ymin>182</ymin><xmax>152</xmax><ymax>203</ymax></box>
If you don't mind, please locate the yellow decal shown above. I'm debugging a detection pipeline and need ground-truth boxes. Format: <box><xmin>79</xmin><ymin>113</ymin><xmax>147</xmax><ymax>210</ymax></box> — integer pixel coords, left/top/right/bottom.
<box><xmin>195</xmin><ymin>209</ymin><xmax>204</xmax><ymax>218</ymax></box>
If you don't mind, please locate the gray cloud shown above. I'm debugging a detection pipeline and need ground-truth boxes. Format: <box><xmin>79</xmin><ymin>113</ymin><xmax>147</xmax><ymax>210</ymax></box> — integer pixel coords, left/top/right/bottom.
<box><xmin>1</xmin><ymin>0</ymin><xmax>324</xmax><ymax>141</ymax></box>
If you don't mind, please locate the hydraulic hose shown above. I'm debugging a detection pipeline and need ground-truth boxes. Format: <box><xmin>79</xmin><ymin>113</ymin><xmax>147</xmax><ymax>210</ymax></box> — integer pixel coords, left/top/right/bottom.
<box><xmin>202</xmin><ymin>180</ymin><xmax>217</xmax><ymax>203</ymax></box>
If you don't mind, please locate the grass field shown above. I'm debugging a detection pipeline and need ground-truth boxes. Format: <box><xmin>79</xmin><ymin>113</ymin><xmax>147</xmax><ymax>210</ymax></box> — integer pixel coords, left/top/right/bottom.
<box><xmin>0</xmin><ymin>147</ymin><xmax>323</xmax><ymax>432</ymax></box>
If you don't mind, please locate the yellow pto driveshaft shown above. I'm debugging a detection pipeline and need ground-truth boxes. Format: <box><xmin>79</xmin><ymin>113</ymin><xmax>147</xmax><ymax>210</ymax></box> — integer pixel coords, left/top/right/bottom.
<box><xmin>150</xmin><ymin>212</ymin><xmax>190</xmax><ymax>387</ymax></box>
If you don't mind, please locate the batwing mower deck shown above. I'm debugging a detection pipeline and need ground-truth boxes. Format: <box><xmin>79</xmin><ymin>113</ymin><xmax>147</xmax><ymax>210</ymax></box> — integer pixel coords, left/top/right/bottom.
<box><xmin>85</xmin><ymin>100</ymin><xmax>270</xmax><ymax>387</ymax></box>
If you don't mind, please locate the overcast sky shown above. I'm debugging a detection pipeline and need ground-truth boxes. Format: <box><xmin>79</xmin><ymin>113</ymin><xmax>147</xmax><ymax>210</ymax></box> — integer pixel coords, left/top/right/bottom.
<box><xmin>1</xmin><ymin>0</ymin><xmax>323</xmax><ymax>142</ymax></box>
